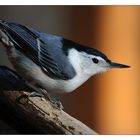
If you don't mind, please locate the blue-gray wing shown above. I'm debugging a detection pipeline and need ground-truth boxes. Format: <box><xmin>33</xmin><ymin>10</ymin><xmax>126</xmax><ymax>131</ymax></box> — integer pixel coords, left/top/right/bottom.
<box><xmin>0</xmin><ymin>20</ymin><xmax>76</xmax><ymax>80</ymax></box>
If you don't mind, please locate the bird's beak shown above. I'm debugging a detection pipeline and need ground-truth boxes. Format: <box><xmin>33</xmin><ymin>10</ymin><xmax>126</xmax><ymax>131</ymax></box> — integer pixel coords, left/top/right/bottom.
<box><xmin>110</xmin><ymin>61</ymin><xmax>130</xmax><ymax>68</ymax></box>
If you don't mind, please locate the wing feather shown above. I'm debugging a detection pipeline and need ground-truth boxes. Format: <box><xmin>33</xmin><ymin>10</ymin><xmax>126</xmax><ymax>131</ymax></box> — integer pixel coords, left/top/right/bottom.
<box><xmin>0</xmin><ymin>20</ymin><xmax>76</xmax><ymax>80</ymax></box>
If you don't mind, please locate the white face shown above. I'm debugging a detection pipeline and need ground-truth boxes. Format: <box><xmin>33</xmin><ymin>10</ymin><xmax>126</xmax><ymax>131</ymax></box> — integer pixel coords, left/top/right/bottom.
<box><xmin>68</xmin><ymin>49</ymin><xmax>111</xmax><ymax>78</ymax></box>
<box><xmin>79</xmin><ymin>52</ymin><xmax>111</xmax><ymax>76</ymax></box>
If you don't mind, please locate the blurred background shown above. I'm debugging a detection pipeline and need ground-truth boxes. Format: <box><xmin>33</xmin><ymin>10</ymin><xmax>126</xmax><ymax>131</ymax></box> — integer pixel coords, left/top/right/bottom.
<box><xmin>0</xmin><ymin>6</ymin><xmax>139</xmax><ymax>134</ymax></box>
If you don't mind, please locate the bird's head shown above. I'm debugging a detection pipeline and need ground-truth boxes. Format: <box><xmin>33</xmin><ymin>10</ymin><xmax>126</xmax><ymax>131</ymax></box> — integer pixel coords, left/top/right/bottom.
<box><xmin>89</xmin><ymin>54</ymin><xmax>130</xmax><ymax>75</ymax></box>
<box><xmin>69</xmin><ymin>48</ymin><xmax>130</xmax><ymax>77</ymax></box>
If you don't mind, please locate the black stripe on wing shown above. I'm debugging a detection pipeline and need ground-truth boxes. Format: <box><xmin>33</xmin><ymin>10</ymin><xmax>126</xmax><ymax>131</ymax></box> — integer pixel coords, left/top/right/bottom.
<box><xmin>0</xmin><ymin>20</ymin><xmax>76</xmax><ymax>80</ymax></box>
<box><xmin>37</xmin><ymin>42</ymin><xmax>69</xmax><ymax>79</ymax></box>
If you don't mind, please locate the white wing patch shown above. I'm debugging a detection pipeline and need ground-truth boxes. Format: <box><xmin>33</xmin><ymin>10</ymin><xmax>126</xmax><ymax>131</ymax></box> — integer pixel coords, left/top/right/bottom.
<box><xmin>37</xmin><ymin>38</ymin><xmax>41</xmax><ymax>62</ymax></box>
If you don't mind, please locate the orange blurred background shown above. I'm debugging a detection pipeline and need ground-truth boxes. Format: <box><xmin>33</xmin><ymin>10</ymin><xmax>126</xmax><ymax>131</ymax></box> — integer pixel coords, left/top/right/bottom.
<box><xmin>0</xmin><ymin>6</ymin><xmax>139</xmax><ymax>134</ymax></box>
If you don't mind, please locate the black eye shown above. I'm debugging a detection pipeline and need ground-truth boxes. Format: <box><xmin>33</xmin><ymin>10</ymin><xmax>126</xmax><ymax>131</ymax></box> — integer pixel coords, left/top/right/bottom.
<box><xmin>92</xmin><ymin>58</ymin><xmax>99</xmax><ymax>64</ymax></box>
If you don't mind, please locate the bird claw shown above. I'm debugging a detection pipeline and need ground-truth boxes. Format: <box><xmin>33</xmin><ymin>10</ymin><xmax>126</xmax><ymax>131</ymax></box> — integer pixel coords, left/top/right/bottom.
<box><xmin>15</xmin><ymin>91</ymin><xmax>64</xmax><ymax>110</ymax></box>
<box><xmin>43</xmin><ymin>94</ymin><xmax>64</xmax><ymax>110</ymax></box>
<box><xmin>15</xmin><ymin>91</ymin><xmax>43</xmax><ymax>104</ymax></box>
<box><xmin>50</xmin><ymin>100</ymin><xmax>64</xmax><ymax>110</ymax></box>
<box><xmin>29</xmin><ymin>91</ymin><xmax>64</xmax><ymax>110</ymax></box>
<box><xmin>28</xmin><ymin>91</ymin><xmax>44</xmax><ymax>98</ymax></box>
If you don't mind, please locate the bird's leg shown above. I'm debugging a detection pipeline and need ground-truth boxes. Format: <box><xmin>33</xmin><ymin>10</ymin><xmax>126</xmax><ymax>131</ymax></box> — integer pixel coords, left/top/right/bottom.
<box><xmin>28</xmin><ymin>89</ymin><xmax>64</xmax><ymax>110</ymax></box>
<box><xmin>50</xmin><ymin>99</ymin><xmax>64</xmax><ymax>110</ymax></box>
<box><xmin>14</xmin><ymin>79</ymin><xmax>63</xmax><ymax>109</ymax></box>
<box><xmin>28</xmin><ymin>91</ymin><xmax>44</xmax><ymax>98</ymax></box>
<box><xmin>25</xmin><ymin>83</ymin><xmax>64</xmax><ymax>110</ymax></box>
<box><xmin>40</xmin><ymin>89</ymin><xmax>64</xmax><ymax>110</ymax></box>
<box><xmin>15</xmin><ymin>91</ymin><xmax>45</xmax><ymax>105</ymax></box>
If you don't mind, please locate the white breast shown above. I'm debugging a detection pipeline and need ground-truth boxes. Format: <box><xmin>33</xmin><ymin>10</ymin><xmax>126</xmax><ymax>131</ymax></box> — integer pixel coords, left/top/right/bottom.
<box><xmin>7</xmin><ymin>47</ymin><xmax>93</xmax><ymax>94</ymax></box>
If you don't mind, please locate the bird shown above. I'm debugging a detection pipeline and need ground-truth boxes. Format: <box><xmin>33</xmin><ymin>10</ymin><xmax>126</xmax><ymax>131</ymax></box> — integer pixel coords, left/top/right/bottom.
<box><xmin>0</xmin><ymin>20</ymin><xmax>130</xmax><ymax>109</ymax></box>
<box><xmin>0</xmin><ymin>65</ymin><xmax>33</xmax><ymax>92</ymax></box>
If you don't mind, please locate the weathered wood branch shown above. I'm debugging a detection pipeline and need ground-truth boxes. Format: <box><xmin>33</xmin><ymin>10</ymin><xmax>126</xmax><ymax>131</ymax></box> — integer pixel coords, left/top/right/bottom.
<box><xmin>0</xmin><ymin>66</ymin><xmax>97</xmax><ymax>134</ymax></box>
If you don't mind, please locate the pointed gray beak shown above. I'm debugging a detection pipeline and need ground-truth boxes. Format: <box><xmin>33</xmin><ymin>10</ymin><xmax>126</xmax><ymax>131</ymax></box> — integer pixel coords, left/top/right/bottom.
<box><xmin>110</xmin><ymin>62</ymin><xmax>130</xmax><ymax>68</ymax></box>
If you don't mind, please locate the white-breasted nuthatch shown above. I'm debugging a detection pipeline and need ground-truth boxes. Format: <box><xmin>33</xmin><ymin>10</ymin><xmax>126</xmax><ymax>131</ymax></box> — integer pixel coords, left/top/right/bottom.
<box><xmin>0</xmin><ymin>20</ymin><xmax>130</xmax><ymax>109</ymax></box>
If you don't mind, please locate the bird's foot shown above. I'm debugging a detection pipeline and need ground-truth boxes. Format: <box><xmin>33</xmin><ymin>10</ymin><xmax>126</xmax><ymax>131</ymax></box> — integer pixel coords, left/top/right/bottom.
<box><xmin>50</xmin><ymin>99</ymin><xmax>64</xmax><ymax>110</ymax></box>
<box><xmin>28</xmin><ymin>91</ymin><xmax>45</xmax><ymax>101</ymax></box>
<box><xmin>28</xmin><ymin>91</ymin><xmax>44</xmax><ymax>98</ymax></box>
<box><xmin>43</xmin><ymin>94</ymin><xmax>64</xmax><ymax>110</ymax></box>
<box><xmin>29</xmin><ymin>90</ymin><xmax>64</xmax><ymax>110</ymax></box>
<box><xmin>15</xmin><ymin>91</ymin><xmax>43</xmax><ymax>104</ymax></box>
<box><xmin>15</xmin><ymin>90</ymin><xmax>64</xmax><ymax>110</ymax></box>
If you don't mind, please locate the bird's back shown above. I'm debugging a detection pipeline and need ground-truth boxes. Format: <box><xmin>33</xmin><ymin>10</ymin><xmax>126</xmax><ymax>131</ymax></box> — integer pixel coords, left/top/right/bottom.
<box><xmin>0</xmin><ymin>20</ymin><xmax>77</xmax><ymax>80</ymax></box>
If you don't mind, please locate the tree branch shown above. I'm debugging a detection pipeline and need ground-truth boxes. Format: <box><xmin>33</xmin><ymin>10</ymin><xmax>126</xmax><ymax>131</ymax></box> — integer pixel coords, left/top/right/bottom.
<box><xmin>0</xmin><ymin>66</ymin><xmax>97</xmax><ymax>134</ymax></box>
